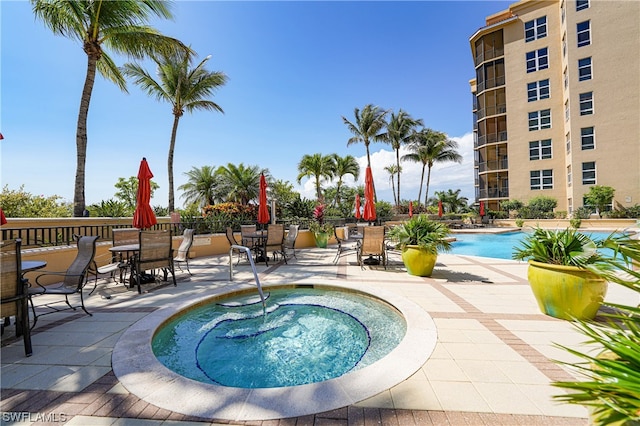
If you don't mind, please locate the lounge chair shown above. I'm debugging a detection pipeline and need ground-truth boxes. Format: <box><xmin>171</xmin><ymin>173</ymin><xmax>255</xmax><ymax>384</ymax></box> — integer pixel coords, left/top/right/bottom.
<box><xmin>1</xmin><ymin>239</ymin><xmax>32</xmax><ymax>356</ymax></box>
<box><xmin>226</xmin><ymin>227</ymin><xmax>248</xmax><ymax>264</ymax></box>
<box><xmin>357</xmin><ymin>226</ymin><xmax>387</xmax><ymax>269</ymax></box>
<box><xmin>132</xmin><ymin>230</ymin><xmax>176</xmax><ymax>294</ymax></box>
<box><xmin>283</xmin><ymin>224</ymin><xmax>300</xmax><ymax>259</ymax></box>
<box><xmin>260</xmin><ymin>224</ymin><xmax>286</xmax><ymax>266</ymax></box>
<box><xmin>28</xmin><ymin>235</ymin><xmax>99</xmax><ymax>327</ymax></box>
<box><xmin>174</xmin><ymin>228</ymin><xmax>195</xmax><ymax>275</ymax></box>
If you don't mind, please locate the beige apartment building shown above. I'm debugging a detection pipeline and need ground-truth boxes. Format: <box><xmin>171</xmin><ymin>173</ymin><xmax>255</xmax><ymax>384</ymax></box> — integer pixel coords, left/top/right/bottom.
<box><xmin>469</xmin><ymin>0</ymin><xmax>639</xmax><ymax>216</ymax></box>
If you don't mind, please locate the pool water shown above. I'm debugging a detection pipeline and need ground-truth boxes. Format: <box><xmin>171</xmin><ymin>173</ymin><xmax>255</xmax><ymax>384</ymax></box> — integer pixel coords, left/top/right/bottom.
<box><xmin>152</xmin><ymin>288</ymin><xmax>406</xmax><ymax>388</ymax></box>
<box><xmin>450</xmin><ymin>231</ymin><xmax>618</xmax><ymax>260</ymax></box>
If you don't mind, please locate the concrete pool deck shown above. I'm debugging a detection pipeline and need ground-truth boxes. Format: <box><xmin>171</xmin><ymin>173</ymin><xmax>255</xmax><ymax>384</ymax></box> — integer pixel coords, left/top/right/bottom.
<box><xmin>3</xmin><ymin>236</ymin><xmax>634</xmax><ymax>425</ymax></box>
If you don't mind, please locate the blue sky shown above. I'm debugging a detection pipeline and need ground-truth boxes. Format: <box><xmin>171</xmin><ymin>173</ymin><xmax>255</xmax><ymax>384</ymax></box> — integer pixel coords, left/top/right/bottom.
<box><xmin>1</xmin><ymin>0</ymin><xmax>510</xmax><ymax>208</ymax></box>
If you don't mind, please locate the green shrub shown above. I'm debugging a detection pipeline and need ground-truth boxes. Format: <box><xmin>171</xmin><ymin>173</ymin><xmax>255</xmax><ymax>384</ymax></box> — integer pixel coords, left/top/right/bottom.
<box><xmin>515</xmin><ymin>218</ymin><xmax>524</xmax><ymax>228</ymax></box>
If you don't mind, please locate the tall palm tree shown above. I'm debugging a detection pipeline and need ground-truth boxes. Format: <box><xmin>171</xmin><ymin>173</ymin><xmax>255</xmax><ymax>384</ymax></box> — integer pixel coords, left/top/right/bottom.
<box><xmin>403</xmin><ymin>128</ymin><xmax>463</xmax><ymax>206</ymax></box>
<box><xmin>31</xmin><ymin>0</ymin><xmax>187</xmax><ymax>216</ymax></box>
<box><xmin>384</xmin><ymin>164</ymin><xmax>401</xmax><ymax>206</ymax></box>
<box><xmin>216</xmin><ymin>163</ymin><xmax>265</xmax><ymax>205</ymax></box>
<box><xmin>342</xmin><ymin>104</ymin><xmax>388</xmax><ymax>201</ymax></box>
<box><xmin>383</xmin><ymin>110</ymin><xmax>423</xmax><ymax>207</ymax></box>
<box><xmin>178</xmin><ymin>165</ymin><xmax>220</xmax><ymax>207</ymax></box>
<box><xmin>331</xmin><ymin>154</ymin><xmax>360</xmax><ymax>207</ymax></box>
<box><xmin>122</xmin><ymin>51</ymin><xmax>227</xmax><ymax>212</ymax></box>
<box><xmin>296</xmin><ymin>153</ymin><xmax>336</xmax><ymax>202</ymax></box>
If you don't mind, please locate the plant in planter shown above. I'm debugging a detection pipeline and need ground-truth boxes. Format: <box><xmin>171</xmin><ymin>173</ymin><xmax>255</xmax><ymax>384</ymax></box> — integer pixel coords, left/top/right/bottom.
<box><xmin>550</xmin><ymin>233</ymin><xmax>640</xmax><ymax>425</ymax></box>
<box><xmin>512</xmin><ymin>227</ymin><xmax>625</xmax><ymax>320</ymax></box>
<box><xmin>309</xmin><ymin>204</ymin><xmax>333</xmax><ymax>248</ymax></box>
<box><xmin>386</xmin><ymin>214</ymin><xmax>452</xmax><ymax>276</ymax></box>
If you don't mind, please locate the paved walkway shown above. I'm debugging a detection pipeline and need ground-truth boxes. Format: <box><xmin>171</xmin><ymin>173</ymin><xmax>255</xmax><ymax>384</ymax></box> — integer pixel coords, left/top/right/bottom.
<box><xmin>3</xmin><ymin>239</ymin><xmax>631</xmax><ymax>425</ymax></box>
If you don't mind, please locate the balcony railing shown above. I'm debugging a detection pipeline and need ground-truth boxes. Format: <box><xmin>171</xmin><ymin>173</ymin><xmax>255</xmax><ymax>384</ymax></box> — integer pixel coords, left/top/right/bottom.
<box><xmin>475</xmin><ymin>131</ymin><xmax>508</xmax><ymax>148</ymax></box>
<box><xmin>477</xmin><ymin>188</ymin><xmax>510</xmax><ymax>199</ymax></box>
<box><xmin>476</xmin><ymin>103</ymin><xmax>507</xmax><ymax>120</ymax></box>
<box><xmin>474</xmin><ymin>47</ymin><xmax>504</xmax><ymax>66</ymax></box>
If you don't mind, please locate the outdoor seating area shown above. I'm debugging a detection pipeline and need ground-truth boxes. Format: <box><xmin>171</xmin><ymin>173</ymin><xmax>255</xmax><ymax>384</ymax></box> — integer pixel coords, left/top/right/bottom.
<box><xmin>4</xmin><ymin>232</ymin><xmax>633</xmax><ymax>424</ymax></box>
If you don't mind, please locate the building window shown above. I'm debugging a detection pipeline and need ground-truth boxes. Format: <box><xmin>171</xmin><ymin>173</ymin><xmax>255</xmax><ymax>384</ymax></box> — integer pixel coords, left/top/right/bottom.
<box><xmin>566</xmin><ymin>132</ymin><xmax>571</xmax><ymax>154</ymax></box>
<box><xmin>525</xmin><ymin>16</ymin><xmax>547</xmax><ymax>42</ymax></box>
<box><xmin>563</xmin><ymin>67</ymin><xmax>568</xmax><ymax>89</ymax></box>
<box><xmin>577</xmin><ymin>21</ymin><xmax>591</xmax><ymax>47</ymax></box>
<box><xmin>565</xmin><ymin>100</ymin><xmax>570</xmax><ymax>122</ymax></box>
<box><xmin>562</xmin><ymin>33</ymin><xmax>567</xmax><ymax>57</ymax></box>
<box><xmin>576</xmin><ymin>0</ymin><xmax>589</xmax><ymax>11</ymax></box>
<box><xmin>580</xmin><ymin>92</ymin><xmax>594</xmax><ymax>115</ymax></box>
<box><xmin>529</xmin><ymin>139</ymin><xmax>552</xmax><ymax>160</ymax></box>
<box><xmin>578</xmin><ymin>57</ymin><xmax>592</xmax><ymax>81</ymax></box>
<box><xmin>529</xmin><ymin>109</ymin><xmax>552</xmax><ymax>131</ymax></box>
<box><xmin>527</xmin><ymin>79</ymin><xmax>550</xmax><ymax>102</ymax></box>
<box><xmin>581</xmin><ymin>127</ymin><xmax>595</xmax><ymax>150</ymax></box>
<box><xmin>531</xmin><ymin>169</ymin><xmax>553</xmax><ymax>190</ymax></box>
<box><xmin>526</xmin><ymin>48</ymin><xmax>549</xmax><ymax>73</ymax></box>
<box><xmin>567</xmin><ymin>165</ymin><xmax>572</xmax><ymax>186</ymax></box>
<box><xmin>582</xmin><ymin>161</ymin><xmax>596</xmax><ymax>184</ymax></box>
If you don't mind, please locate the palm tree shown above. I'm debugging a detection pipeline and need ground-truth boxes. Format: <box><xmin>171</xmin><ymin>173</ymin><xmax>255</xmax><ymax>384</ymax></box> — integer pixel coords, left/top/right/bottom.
<box><xmin>383</xmin><ymin>110</ymin><xmax>423</xmax><ymax>207</ymax></box>
<box><xmin>384</xmin><ymin>164</ymin><xmax>401</xmax><ymax>206</ymax></box>
<box><xmin>31</xmin><ymin>0</ymin><xmax>187</xmax><ymax>216</ymax></box>
<box><xmin>178</xmin><ymin>165</ymin><xmax>221</xmax><ymax>207</ymax></box>
<box><xmin>403</xmin><ymin>128</ymin><xmax>462</xmax><ymax>206</ymax></box>
<box><xmin>122</xmin><ymin>51</ymin><xmax>227</xmax><ymax>212</ymax></box>
<box><xmin>296</xmin><ymin>153</ymin><xmax>336</xmax><ymax>202</ymax></box>
<box><xmin>342</xmin><ymin>104</ymin><xmax>388</xmax><ymax>202</ymax></box>
<box><xmin>434</xmin><ymin>189</ymin><xmax>468</xmax><ymax>214</ymax></box>
<box><xmin>216</xmin><ymin>163</ymin><xmax>265</xmax><ymax>205</ymax></box>
<box><xmin>331</xmin><ymin>154</ymin><xmax>360</xmax><ymax>207</ymax></box>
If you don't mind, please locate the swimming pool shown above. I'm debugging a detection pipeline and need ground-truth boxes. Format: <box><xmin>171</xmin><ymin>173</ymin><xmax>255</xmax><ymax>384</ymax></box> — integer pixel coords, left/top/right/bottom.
<box><xmin>450</xmin><ymin>230</ymin><xmax>618</xmax><ymax>260</ymax></box>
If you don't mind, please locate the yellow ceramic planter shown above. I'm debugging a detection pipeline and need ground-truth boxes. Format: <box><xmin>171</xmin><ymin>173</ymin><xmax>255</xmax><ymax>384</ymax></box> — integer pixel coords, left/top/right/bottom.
<box><xmin>527</xmin><ymin>260</ymin><xmax>608</xmax><ymax>320</ymax></box>
<box><xmin>401</xmin><ymin>245</ymin><xmax>438</xmax><ymax>277</ymax></box>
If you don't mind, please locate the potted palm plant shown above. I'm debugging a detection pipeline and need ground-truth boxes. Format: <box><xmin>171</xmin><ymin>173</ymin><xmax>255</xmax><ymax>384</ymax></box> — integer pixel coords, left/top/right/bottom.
<box><xmin>387</xmin><ymin>214</ymin><xmax>452</xmax><ymax>276</ymax></box>
<box><xmin>550</xmin><ymin>233</ymin><xmax>640</xmax><ymax>424</ymax></box>
<box><xmin>512</xmin><ymin>227</ymin><xmax>622</xmax><ymax>320</ymax></box>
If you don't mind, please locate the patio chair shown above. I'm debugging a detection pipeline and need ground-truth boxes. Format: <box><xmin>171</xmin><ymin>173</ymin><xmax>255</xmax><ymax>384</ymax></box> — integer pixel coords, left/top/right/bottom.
<box><xmin>132</xmin><ymin>230</ymin><xmax>176</xmax><ymax>294</ymax></box>
<box><xmin>357</xmin><ymin>226</ymin><xmax>387</xmax><ymax>270</ymax></box>
<box><xmin>240</xmin><ymin>224</ymin><xmax>257</xmax><ymax>247</ymax></box>
<box><xmin>283</xmin><ymin>224</ymin><xmax>300</xmax><ymax>259</ymax></box>
<box><xmin>260</xmin><ymin>224</ymin><xmax>285</xmax><ymax>266</ymax></box>
<box><xmin>28</xmin><ymin>235</ymin><xmax>99</xmax><ymax>327</ymax></box>
<box><xmin>174</xmin><ymin>228</ymin><xmax>195</xmax><ymax>275</ymax></box>
<box><xmin>109</xmin><ymin>227</ymin><xmax>140</xmax><ymax>282</ymax></box>
<box><xmin>226</xmin><ymin>227</ymin><xmax>249</xmax><ymax>264</ymax></box>
<box><xmin>1</xmin><ymin>239</ymin><xmax>32</xmax><ymax>356</ymax></box>
<box><xmin>333</xmin><ymin>226</ymin><xmax>352</xmax><ymax>263</ymax></box>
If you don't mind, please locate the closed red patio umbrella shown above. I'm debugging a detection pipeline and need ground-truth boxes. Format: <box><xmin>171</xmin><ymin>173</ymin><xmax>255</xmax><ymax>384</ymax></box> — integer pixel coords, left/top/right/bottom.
<box><xmin>257</xmin><ymin>173</ymin><xmax>270</xmax><ymax>227</ymax></box>
<box><xmin>133</xmin><ymin>157</ymin><xmax>158</xmax><ymax>230</ymax></box>
<box><xmin>363</xmin><ymin>166</ymin><xmax>376</xmax><ymax>222</ymax></box>
<box><xmin>438</xmin><ymin>200</ymin><xmax>443</xmax><ymax>218</ymax></box>
<box><xmin>0</xmin><ymin>208</ymin><xmax>7</xmax><ymax>225</ymax></box>
<box><xmin>408</xmin><ymin>201</ymin><xmax>413</xmax><ymax>218</ymax></box>
<box><xmin>479</xmin><ymin>200</ymin><xmax>485</xmax><ymax>217</ymax></box>
<box><xmin>354</xmin><ymin>194</ymin><xmax>361</xmax><ymax>220</ymax></box>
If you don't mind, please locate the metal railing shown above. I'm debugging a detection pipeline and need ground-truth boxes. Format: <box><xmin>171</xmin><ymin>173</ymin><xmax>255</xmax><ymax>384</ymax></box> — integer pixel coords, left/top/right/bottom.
<box><xmin>229</xmin><ymin>245</ymin><xmax>266</xmax><ymax>315</ymax></box>
<box><xmin>1</xmin><ymin>222</ymin><xmax>188</xmax><ymax>248</ymax></box>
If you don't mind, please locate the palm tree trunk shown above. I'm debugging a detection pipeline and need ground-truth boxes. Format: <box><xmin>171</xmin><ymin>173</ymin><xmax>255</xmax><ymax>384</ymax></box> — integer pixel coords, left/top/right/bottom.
<box><xmin>168</xmin><ymin>114</ymin><xmax>181</xmax><ymax>212</ymax></box>
<box><xmin>417</xmin><ymin>165</ymin><xmax>426</xmax><ymax>206</ymax></box>
<box><xmin>396</xmin><ymin>150</ymin><xmax>401</xmax><ymax>207</ymax></box>
<box><xmin>424</xmin><ymin>166</ymin><xmax>433</xmax><ymax>206</ymax></box>
<box><xmin>73</xmin><ymin>54</ymin><xmax>98</xmax><ymax>217</ymax></box>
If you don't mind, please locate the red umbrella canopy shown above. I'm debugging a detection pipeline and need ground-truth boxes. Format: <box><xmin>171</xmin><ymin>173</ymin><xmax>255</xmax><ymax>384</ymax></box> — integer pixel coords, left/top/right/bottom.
<box><xmin>408</xmin><ymin>201</ymin><xmax>413</xmax><ymax>218</ymax></box>
<box><xmin>257</xmin><ymin>173</ymin><xmax>270</xmax><ymax>224</ymax></box>
<box><xmin>133</xmin><ymin>158</ymin><xmax>158</xmax><ymax>229</ymax></box>
<box><xmin>0</xmin><ymin>208</ymin><xmax>7</xmax><ymax>225</ymax></box>
<box><xmin>479</xmin><ymin>200</ymin><xmax>485</xmax><ymax>217</ymax></box>
<box><xmin>438</xmin><ymin>200</ymin><xmax>443</xmax><ymax>218</ymax></box>
<box><xmin>354</xmin><ymin>194</ymin><xmax>361</xmax><ymax>219</ymax></box>
<box><xmin>363</xmin><ymin>166</ymin><xmax>376</xmax><ymax>222</ymax></box>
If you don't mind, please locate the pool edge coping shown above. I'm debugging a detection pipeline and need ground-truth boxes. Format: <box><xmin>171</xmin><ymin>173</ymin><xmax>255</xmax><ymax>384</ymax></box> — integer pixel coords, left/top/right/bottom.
<box><xmin>112</xmin><ymin>281</ymin><xmax>438</xmax><ymax>421</ymax></box>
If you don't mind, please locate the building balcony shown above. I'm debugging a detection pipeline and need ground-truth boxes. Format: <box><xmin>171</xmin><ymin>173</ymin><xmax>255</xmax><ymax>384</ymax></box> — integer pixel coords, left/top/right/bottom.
<box><xmin>475</xmin><ymin>131</ymin><xmax>508</xmax><ymax>148</ymax></box>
